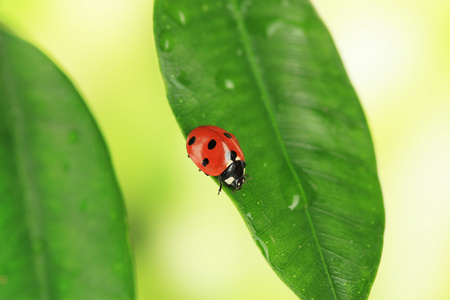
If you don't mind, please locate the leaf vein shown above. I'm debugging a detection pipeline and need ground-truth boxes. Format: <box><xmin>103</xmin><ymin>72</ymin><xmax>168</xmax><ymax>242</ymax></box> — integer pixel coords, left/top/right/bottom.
<box><xmin>227</xmin><ymin>2</ymin><xmax>338</xmax><ymax>298</ymax></box>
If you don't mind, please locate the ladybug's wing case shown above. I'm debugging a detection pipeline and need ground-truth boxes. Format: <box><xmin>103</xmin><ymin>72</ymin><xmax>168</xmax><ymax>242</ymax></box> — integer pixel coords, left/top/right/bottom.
<box><xmin>186</xmin><ymin>126</ymin><xmax>245</xmax><ymax>177</ymax></box>
<box><xmin>187</xmin><ymin>133</ymin><xmax>226</xmax><ymax>176</ymax></box>
<box><xmin>204</xmin><ymin>126</ymin><xmax>244</xmax><ymax>161</ymax></box>
<box><xmin>205</xmin><ymin>125</ymin><xmax>241</xmax><ymax>147</ymax></box>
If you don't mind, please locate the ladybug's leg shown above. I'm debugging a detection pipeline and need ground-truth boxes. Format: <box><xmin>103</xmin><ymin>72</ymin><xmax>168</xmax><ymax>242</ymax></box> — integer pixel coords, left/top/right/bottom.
<box><xmin>218</xmin><ymin>177</ymin><xmax>223</xmax><ymax>195</ymax></box>
<box><xmin>198</xmin><ymin>169</ymin><xmax>209</xmax><ymax>176</ymax></box>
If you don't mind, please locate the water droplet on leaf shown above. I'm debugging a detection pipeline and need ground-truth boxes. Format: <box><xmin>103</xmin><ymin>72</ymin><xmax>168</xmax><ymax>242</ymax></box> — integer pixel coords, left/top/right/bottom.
<box><xmin>215</xmin><ymin>70</ymin><xmax>237</xmax><ymax>91</ymax></box>
<box><xmin>158</xmin><ymin>30</ymin><xmax>174</xmax><ymax>52</ymax></box>
<box><xmin>266</xmin><ymin>19</ymin><xmax>306</xmax><ymax>40</ymax></box>
<box><xmin>168</xmin><ymin>72</ymin><xmax>191</xmax><ymax>89</ymax></box>
<box><xmin>167</xmin><ymin>6</ymin><xmax>190</xmax><ymax>25</ymax></box>
<box><xmin>255</xmin><ymin>236</ymin><xmax>270</xmax><ymax>261</ymax></box>
<box><xmin>289</xmin><ymin>194</ymin><xmax>300</xmax><ymax>211</ymax></box>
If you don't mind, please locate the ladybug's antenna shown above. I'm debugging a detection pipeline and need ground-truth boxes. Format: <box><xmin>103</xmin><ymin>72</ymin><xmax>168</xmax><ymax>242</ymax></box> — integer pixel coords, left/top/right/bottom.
<box><xmin>245</xmin><ymin>174</ymin><xmax>253</xmax><ymax>182</ymax></box>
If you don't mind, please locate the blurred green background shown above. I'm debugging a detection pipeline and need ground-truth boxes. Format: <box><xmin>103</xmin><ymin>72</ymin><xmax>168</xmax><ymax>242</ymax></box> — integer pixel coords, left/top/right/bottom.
<box><xmin>1</xmin><ymin>1</ymin><xmax>449</xmax><ymax>299</ymax></box>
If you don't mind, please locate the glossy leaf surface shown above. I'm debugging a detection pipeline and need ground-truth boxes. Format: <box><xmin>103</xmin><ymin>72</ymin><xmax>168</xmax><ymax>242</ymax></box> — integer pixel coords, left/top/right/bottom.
<box><xmin>0</xmin><ymin>28</ymin><xmax>134</xmax><ymax>299</ymax></box>
<box><xmin>154</xmin><ymin>0</ymin><xmax>384</xmax><ymax>299</ymax></box>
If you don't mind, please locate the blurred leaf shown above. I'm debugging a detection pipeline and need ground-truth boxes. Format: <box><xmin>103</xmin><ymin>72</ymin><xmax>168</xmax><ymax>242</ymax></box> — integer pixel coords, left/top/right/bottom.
<box><xmin>0</xmin><ymin>28</ymin><xmax>134</xmax><ymax>299</ymax></box>
<box><xmin>154</xmin><ymin>0</ymin><xmax>384</xmax><ymax>299</ymax></box>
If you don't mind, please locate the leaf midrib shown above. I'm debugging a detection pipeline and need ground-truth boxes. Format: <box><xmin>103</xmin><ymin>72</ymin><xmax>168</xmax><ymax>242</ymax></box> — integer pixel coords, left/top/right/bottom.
<box><xmin>227</xmin><ymin>1</ymin><xmax>338</xmax><ymax>298</ymax></box>
<box><xmin>0</xmin><ymin>33</ymin><xmax>50</xmax><ymax>299</ymax></box>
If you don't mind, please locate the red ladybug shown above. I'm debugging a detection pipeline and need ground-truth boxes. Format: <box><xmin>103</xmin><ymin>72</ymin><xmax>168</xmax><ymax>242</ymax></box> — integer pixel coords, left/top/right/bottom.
<box><xmin>186</xmin><ymin>125</ymin><xmax>246</xmax><ymax>194</ymax></box>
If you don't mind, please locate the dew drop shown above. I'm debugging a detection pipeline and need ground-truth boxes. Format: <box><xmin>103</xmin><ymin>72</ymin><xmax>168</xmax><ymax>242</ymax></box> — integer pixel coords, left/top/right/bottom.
<box><xmin>178</xmin><ymin>12</ymin><xmax>187</xmax><ymax>25</ymax></box>
<box><xmin>224</xmin><ymin>79</ymin><xmax>235</xmax><ymax>90</ymax></box>
<box><xmin>288</xmin><ymin>194</ymin><xmax>300</xmax><ymax>211</ymax></box>
<box><xmin>158</xmin><ymin>30</ymin><xmax>174</xmax><ymax>52</ymax></box>
<box><xmin>168</xmin><ymin>72</ymin><xmax>191</xmax><ymax>89</ymax></box>
<box><xmin>167</xmin><ymin>7</ymin><xmax>190</xmax><ymax>26</ymax></box>
<box><xmin>266</xmin><ymin>20</ymin><xmax>286</xmax><ymax>38</ymax></box>
<box><xmin>215</xmin><ymin>70</ymin><xmax>236</xmax><ymax>91</ymax></box>
<box><xmin>255</xmin><ymin>236</ymin><xmax>270</xmax><ymax>261</ymax></box>
<box><xmin>246</xmin><ymin>212</ymin><xmax>253</xmax><ymax>220</ymax></box>
<box><xmin>266</xmin><ymin>19</ymin><xmax>306</xmax><ymax>40</ymax></box>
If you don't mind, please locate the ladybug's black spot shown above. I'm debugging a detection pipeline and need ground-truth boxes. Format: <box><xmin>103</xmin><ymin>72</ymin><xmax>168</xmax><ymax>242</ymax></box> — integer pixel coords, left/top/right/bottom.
<box><xmin>224</xmin><ymin>132</ymin><xmax>232</xmax><ymax>138</ymax></box>
<box><xmin>230</xmin><ymin>150</ymin><xmax>237</xmax><ymax>161</ymax></box>
<box><xmin>188</xmin><ymin>136</ymin><xmax>196</xmax><ymax>146</ymax></box>
<box><xmin>202</xmin><ymin>158</ymin><xmax>209</xmax><ymax>167</ymax></box>
<box><xmin>208</xmin><ymin>139</ymin><xmax>217</xmax><ymax>150</ymax></box>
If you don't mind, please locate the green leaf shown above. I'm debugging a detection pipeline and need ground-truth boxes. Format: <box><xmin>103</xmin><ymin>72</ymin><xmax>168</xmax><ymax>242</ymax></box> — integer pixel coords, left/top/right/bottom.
<box><xmin>0</xmin><ymin>28</ymin><xmax>134</xmax><ymax>299</ymax></box>
<box><xmin>154</xmin><ymin>0</ymin><xmax>384</xmax><ymax>299</ymax></box>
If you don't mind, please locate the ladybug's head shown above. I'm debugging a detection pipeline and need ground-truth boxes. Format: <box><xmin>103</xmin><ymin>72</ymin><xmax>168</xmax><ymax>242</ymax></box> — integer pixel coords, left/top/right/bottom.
<box><xmin>220</xmin><ymin>160</ymin><xmax>246</xmax><ymax>191</ymax></box>
<box><xmin>231</xmin><ymin>174</ymin><xmax>246</xmax><ymax>190</ymax></box>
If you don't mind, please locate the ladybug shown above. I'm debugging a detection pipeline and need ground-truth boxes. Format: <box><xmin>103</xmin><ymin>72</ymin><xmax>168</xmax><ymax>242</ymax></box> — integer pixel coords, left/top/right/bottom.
<box><xmin>186</xmin><ymin>125</ymin><xmax>246</xmax><ymax>194</ymax></box>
